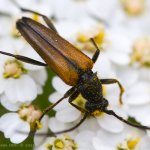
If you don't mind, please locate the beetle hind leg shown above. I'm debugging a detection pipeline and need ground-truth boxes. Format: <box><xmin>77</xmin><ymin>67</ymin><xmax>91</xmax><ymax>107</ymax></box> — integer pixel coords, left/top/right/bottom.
<box><xmin>39</xmin><ymin>87</ymin><xmax>76</xmax><ymax>121</ymax></box>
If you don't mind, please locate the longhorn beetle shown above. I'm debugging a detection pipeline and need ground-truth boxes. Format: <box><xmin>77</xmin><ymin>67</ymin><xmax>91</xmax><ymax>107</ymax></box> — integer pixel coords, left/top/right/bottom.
<box><xmin>1</xmin><ymin>3</ymin><xmax>150</xmax><ymax>135</ymax></box>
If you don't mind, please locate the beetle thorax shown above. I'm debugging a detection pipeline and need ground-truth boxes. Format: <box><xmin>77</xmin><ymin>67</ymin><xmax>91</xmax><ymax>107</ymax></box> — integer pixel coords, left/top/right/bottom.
<box><xmin>78</xmin><ymin>71</ymin><xmax>103</xmax><ymax>103</ymax></box>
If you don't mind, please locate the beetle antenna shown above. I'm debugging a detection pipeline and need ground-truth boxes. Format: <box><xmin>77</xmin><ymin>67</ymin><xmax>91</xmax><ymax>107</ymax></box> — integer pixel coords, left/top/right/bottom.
<box><xmin>104</xmin><ymin>109</ymin><xmax>150</xmax><ymax>130</ymax></box>
<box><xmin>88</xmin><ymin>12</ymin><xmax>110</xmax><ymax>27</ymax></box>
<box><xmin>0</xmin><ymin>51</ymin><xmax>47</xmax><ymax>66</ymax></box>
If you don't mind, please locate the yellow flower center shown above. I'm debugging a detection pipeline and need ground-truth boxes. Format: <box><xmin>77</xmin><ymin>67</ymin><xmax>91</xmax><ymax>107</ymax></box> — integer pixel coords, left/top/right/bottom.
<box><xmin>3</xmin><ymin>60</ymin><xmax>27</xmax><ymax>79</ymax></box>
<box><xmin>54</xmin><ymin>139</ymin><xmax>65</xmax><ymax>149</ymax></box>
<box><xmin>76</xmin><ymin>24</ymin><xmax>105</xmax><ymax>51</ymax></box>
<box><xmin>92</xmin><ymin>110</ymin><xmax>104</xmax><ymax>117</ymax></box>
<box><xmin>130</xmin><ymin>36</ymin><xmax>150</xmax><ymax>67</ymax></box>
<box><xmin>32</xmin><ymin>14</ymin><xmax>40</xmax><ymax>22</ymax></box>
<box><xmin>127</xmin><ymin>138</ymin><xmax>140</xmax><ymax>149</ymax></box>
<box><xmin>18</xmin><ymin>104</ymin><xmax>42</xmax><ymax>130</ymax></box>
<box><xmin>121</xmin><ymin>0</ymin><xmax>145</xmax><ymax>16</ymax></box>
<box><xmin>117</xmin><ymin>136</ymin><xmax>140</xmax><ymax>150</ymax></box>
<box><xmin>45</xmin><ymin>135</ymin><xmax>78</xmax><ymax>150</ymax></box>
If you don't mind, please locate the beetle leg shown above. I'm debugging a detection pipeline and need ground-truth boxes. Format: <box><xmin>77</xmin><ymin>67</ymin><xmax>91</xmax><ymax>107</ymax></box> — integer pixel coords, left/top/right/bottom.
<box><xmin>11</xmin><ymin>0</ymin><xmax>58</xmax><ymax>33</ymax></box>
<box><xmin>100</xmin><ymin>79</ymin><xmax>125</xmax><ymax>105</ymax></box>
<box><xmin>53</xmin><ymin>112</ymin><xmax>89</xmax><ymax>135</ymax></box>
<box><xmin>0</xmin><ymin>51</ymin><xmax>47</xmax><ymax>66</ymax></box>
<box><xmin>39</xmin><ymin>87</ymin><xmax>76</xmax><ymax>121</ymax></box>
<box><xmin>69</xmin><ymin>92</ymin><xmax>88</xmax><ymax>113</ymax></box>
<box><xmin>90</xmin><ymin>38</ymin><xmax>101</xmax><ymax>63</ymax></box>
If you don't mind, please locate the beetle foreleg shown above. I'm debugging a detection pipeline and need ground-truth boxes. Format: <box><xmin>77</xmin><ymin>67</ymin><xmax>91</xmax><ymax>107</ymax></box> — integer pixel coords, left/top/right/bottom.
<box><xmin>100</xmin><ymin>79</ymin><xmax>125</xmax><ymax>105</ymax></box>
<box><xmin>39</xmin><ymin>87</ymin><xmax>76</xmax><ymax>121</ymax></box>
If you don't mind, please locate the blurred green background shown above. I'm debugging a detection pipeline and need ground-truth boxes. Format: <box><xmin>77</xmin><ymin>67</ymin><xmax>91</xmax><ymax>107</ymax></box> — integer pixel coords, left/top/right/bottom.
<box><xmin>0</xmin><ymin>69</ymin><xmax>56</xmax><ymax>150</ymax></box>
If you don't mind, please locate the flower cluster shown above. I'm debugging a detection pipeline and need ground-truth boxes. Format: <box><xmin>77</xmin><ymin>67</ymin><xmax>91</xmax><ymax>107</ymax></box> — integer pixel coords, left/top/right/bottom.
<box><xmin>0</xmin><ymin>0</ymin><xmax>150</xmax><ymax>150</ymax></box>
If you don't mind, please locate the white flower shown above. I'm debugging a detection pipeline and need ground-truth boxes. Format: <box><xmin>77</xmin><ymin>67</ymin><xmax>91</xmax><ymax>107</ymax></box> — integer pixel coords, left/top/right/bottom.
<box><xmin>34</xmin><ymin>130</ymin><xmax>95</xmax><ymax>150</ymax></box>
<box><xmin>75</xmin><ymin>130</ymin><xmax>95</xmax><ymax>150</ymax></box>
<box><xmin>86</xmin><ymin>0</ymin><xmax>150</xmax><ymax>33</ymax></box>
<box><xmin>0</xmin><ymin>104</ymin><xmax>48</xmax><ymax>144</ymax></box>
<box><xmin>114</xmin><ymin>0</ymin><xmax>150</xmax><ymax>32</ymax></box>
<box><xmin>0</xmin><ymin>0</ymin><xmax>53</xmax><ymax>16</ymax></box>
<box><xmin>0</xmin><ymin>38</ymin><xmax>47</xmax><ymax>103</ymax></box>
<box><xmin>15</xmin><ymin>0</ymin><xmax>53</xmax><ymax>16</ymax></box>
<box><xmin>117</xmin><ymin>67</ymin><xmax>150</xmax><ymax>106</ymax></box>
<box><xmin>116</xmin><ymin>66</ymin><xmax>150</xmax><ymax>137</ymax></box>
<box><xmin>34</xmin><ymin>134</ymin><xmax>78</xmax><ymax>150</ymax></box>
<box><xmin>93</xmin><ymin>126</ymin><xmax>150</xmax><ymax>150</ymax></box>
<box><xmin>0</xmin><ymin>112</ymin><xmax>30</xmax><ymax>144</ymax></box>
<box><xmin>48</xmin><ymin>0</ymin><xmax>89</xmax><ymax>21</ymax></box>
<box><xmin>86</xmin><ymin>0</ymin><xmax>119</xmax><ymax>25</ymax></box>
<box><xmin>0</xmin><ymin>0</ymin><xmax>53</xmax><ymax>39</ymax></box>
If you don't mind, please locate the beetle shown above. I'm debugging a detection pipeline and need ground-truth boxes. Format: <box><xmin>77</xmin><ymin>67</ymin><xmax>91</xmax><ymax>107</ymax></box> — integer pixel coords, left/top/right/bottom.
<box><xmin>1</xmin><ymin>4</ymin><xmax>150</xmax><ymax>135</ymax></box>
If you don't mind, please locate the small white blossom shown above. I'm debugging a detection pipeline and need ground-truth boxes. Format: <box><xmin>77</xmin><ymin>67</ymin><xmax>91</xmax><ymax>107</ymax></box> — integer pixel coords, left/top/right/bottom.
<box><xmin>0</xmin><ymin>104</ymin><xmax>49</xmax><ymax>144</ymax></box>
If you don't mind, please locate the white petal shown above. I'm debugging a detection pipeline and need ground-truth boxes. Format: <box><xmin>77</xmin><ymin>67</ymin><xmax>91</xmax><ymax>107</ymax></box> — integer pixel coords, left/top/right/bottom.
<box><xmin>117</xmin><ymin>67</ymin><xmax>139</xmax><ymax>87</ymax></box>
<box><xmin>79</xmin><ymin>118</ymin><xmax>99</xmax><ymax>132</ymax></box>
<box><xmin>0</xmin><ymin>76</ymin><xmax>5</xmax><ymax>94</ymax></box>
<box><xmin>140</xmin><ymin>135</ymin><xmax>150</xmax><ymax>149</ymax></box>
<box><xmin>105</xmin><ymin>83</ymin><xmax>120</xmax><ymax>106</ymax></box>
<box><xmin>0</xmin><ymin>113</ymin><xmax>18</xmax><ymax>131</ymax></box>
<box><xmin>52</xmin><ymin>76</ymin><xmax>71</xmax><ymax>95</ymax></box>
<box><xmin>0</xmin><ymin>113</ymin><xmax>30</xmax><ymax>143</ymax></box>
<box><xmin>75</xmin><ymin>130</ymin><xmax>95</xmax><ymax>144</ymax></box>
<box><xmin>55</xmin><ymin>20</ymin><xmax>79</xmax><ymax>39</ymax></box>
<box><xmin>56</xmin><ymin>107</ymin><xmax>81</xmax><ymax>123</ymax></box>
<box><xmin>20</xmin><ymin>45</ymin><xmax>46</xmax><ymax>71</ymax></box>
<box><xmin>93</xmin><ymin>53</ymin><xmax>116</xmax><ymax>78</ymax></box>
<box><xmin>127</xmin><ymin>82</ymin><xmax>150</xmax><ymax>105</ymax></box>
<box><xmin>75</xmin><ymin>130</ymin><xmax>95</xmax><ymax>150</ymax></box>
<box><xmin>34</xmin><ymin>115</ymin><xmax>49</xmax><ymax>146</ymax></box>
<box><xmin>48</xmin><ymin>117</ymin><xmax>72</xmax><ymax>132</ymax></box>
<box><xmin>29</xmin><ymin>69</ymin><xmax>47</xmax><ymax>86</ymax></box>
<box><xmin>5</xmin><ymin>75</ymin><xmax>37</xmax><ymax>102</ymax></box>
<box><xmin>0</xmin><ymin>95</ymin><xmax>21</xmax><ymax>111</ymax></box>
<box><xmin>0</xmin><ymin>0</ymin><xmax>19</xmax><ymax>15</ymax></box>
<box><xmin>10</xmin><ymin>120</ymin><xmax>30</xmax><ymax>144</ymax></box>
<box><xmin>49</xmin><ymin>92</ymin><xmax>69</xmax><ymax>111</ymax></box>
<box><xmin>87</xmin><ymin>0</ymin><xmax>117</xmax><ymax>22</ymax></box>
<box><xmin>129</xmin><ymin>105</ymin><xmax>150</xmax><ymax>125</ymax></box>
<box><xmin>106</xmin><ymin>50</ymin><xmax>130</xmax><ymax>65</ymax></box>
<box><xmin>97</xmin><ymin>114</ymin><xmax>124</xmax><ymax>133</ymax></box>
<box><xmin>92</xmin><ymin>137</ymin><xmax>114</xmax><ymax>150</ymax></box>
